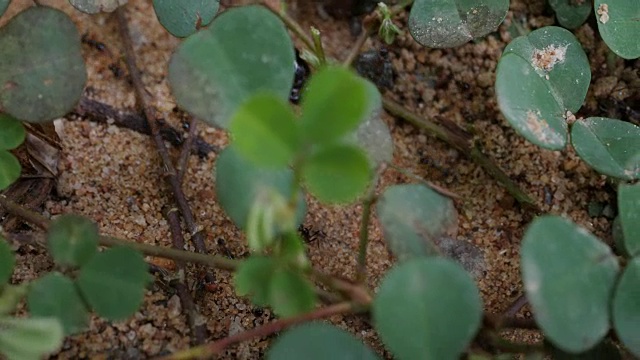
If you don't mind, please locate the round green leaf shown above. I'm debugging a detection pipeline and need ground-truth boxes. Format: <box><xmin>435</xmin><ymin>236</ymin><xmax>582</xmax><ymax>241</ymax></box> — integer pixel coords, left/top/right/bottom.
<box><xmin>571</xmin><ymin>117</ymin><xmax>640</xmax><ymax>180</ymax></box>
<box><xmin>378</xmin><ymin>184</ymin><xmax>485</xmax><ymax>276</ymax></box>
<box><xmin>27</xmin><ymin>272</ymin><xmax>88</xmax><ymax>335</ymax></box>
<box><xmin>47</xmin><ymin>214</ymin><xmax>98</xmax><ymax>268</ymax></box>
<box><xmin>267</xmin><ymin>322</ymin><xmax>381</xmax><ymax>360</ymax></box>
<box><xmin>76</xmin><ymin>247</ymin><xmax>149</xmax><ymax>320</ymax></box>
<box><xmin>0</xmin><ymin>237</ymin><xmax>14</xmax><ymax>285</ymax></box>
<box><xmin>612</xmin><ymin>257</ymin><xmax>640</xmax><ymax>357</ymax></box>
<box><xmin>346</xmin><ymin>80</ymin><xmax>393</xmax><ymax>166</ymax></box>
<box><xmin>300</xmin><ymin>67</ymin><xmax>369</xmax><ymax>145</ymax></box>
<box><xmin>0</xmin><ymin>114</ymin><xmax>25</xmax><ymax>150</ymax></box>
<box><xmin>594</xmin><ymin>0</ymin><xmax>640</xmax><ymax>59</ymax></box>
<box><xmin>0</xmin><ymin>6</ymin><xmax>86</xmax><ymax>123</ymax></box>
<box><xmin>302</xmin><ymin>144</ymin><xmax>371</xmax><ymax>204</ymax></box>
<box><xmin>234</xmin><ymin>256</ymin><xmax>278</xmax><ymax>307</ymax></box>
<box><xmin>0</xmin><ymin>150</ymin><xmax>21</xmax><ymax>191</ymax></box>
<box><xmin>215</xmin><ymin>146</ymin><xmax>306</xmax><ymax>230</ymax></box>
<box><xmin>549</xmin><ymin>0</ymin><xmax>592</xmax><ymax>29</ymax></box>
<box><xmin>68</xmin><ymin>0</ymin><xmax>127</xmax><ymax>14</ymax></box>
<box><xmin>0</xmin><ymin>0</ymin><xmax>9</xmax><ymax>18</ymax></box>
<box><xmin>0</xmin><ymin>317</ymin><xmax>63</xmax><ymax>360</ymax></box>
<box><xmin>269</xmin><ymin>267</ymin><xmax>316</xmax><ymax>318</ymax></box>
<box><xmin>618</xmin><ymin>183</ymin><xmax>640</xmax><ymax>256</ymax></box>
<box><xmin>168</xmin><ymin>5</ymin><xmax>294</xmax><ymax>129</ymax></box>
<box><xmin>152</xmin><ymin>0</ymin><xmax>219</xmax><ymax>38</ymax></box>
<box><xmin>373</xmin><ymin>257</ymin><xmax>483</xmax><ymax>360</ymax></box>
<box><xmin>496</xmin><ymin>26</ymin><xmax>590</xmax><ymax>150</ymax></box>
<box><xmin>521</xmin><ymin>216</ymin><xmax>619</xmax><ymax>353</ymax></box>
<box><xmin>408</xmin><ymin>0</ymin><xmax>509</xmax><ymax>48</ymax></box>
<box><xmin>229</xmin><ymin>93</ymin><xmax>300</xmax><ymax>168</ymax></box>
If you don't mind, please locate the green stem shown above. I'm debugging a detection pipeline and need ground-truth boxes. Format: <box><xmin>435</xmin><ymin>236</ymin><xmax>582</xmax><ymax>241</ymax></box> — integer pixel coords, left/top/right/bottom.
<box><xmin>310</xmin><ymin>26</ymin><xmax>327</xmax><ymax>66</ymax></box>
<box><xmin>0</xmin><ymin>194</ymin><xmax>237</xmax><ymax>271</ymax></box>
<box><xmin>261</xmin><ymin>2</ymin><xmax>314</xmax><ymax>52</ymax></box>
<box><xmin>355</xmin><ymin>170</ymin><xmax>380</xmax><ymax>283</ymax></box>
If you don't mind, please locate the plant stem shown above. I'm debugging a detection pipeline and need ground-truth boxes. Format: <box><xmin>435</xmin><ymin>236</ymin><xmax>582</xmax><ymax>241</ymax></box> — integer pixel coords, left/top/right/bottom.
<box><xmin>157</xmin><ymin>302</ymin><xmax>354</xmax><ymax>360</ymax></box>
<box><xmin>343</xmin><ymin>18</ymin><xmax>374</xmax><ymax>67</ymax></box>
<box><xmin>261</xmin><ymin>1</ymin><xmax>314</xmax><ymax>53</ymax></box>
<box><xmin>355</xmin><ymin>169</ymin><xmax>381</xmax><ymax>283</ymax></box>
<box><xmin>176</xmin><ymin>117</ymin><xmax>198</xmax><ymax>184</ymax></box>
<box><xmin>116</xmin><ymin>8</ymin><xmax>215</xmax><ymax>283</ymax></box>
<box><xmin>163</xmin><ymin>206</ymin><xmax>208</xmax><ymax>344</ymax></box>
<box><xmin>383</xmin><ymin>97</ymin><xmax>539</xmax><ymax>210</ymax></box>
<box><xmin>310</xmin><ymin>27</ymin><xmax>327</xmax><ymax>66</ymax></box>
<box><xmin>0</xmin><ymin>194</ymin><xmax>238</xmax><ymax>271</ymax></box>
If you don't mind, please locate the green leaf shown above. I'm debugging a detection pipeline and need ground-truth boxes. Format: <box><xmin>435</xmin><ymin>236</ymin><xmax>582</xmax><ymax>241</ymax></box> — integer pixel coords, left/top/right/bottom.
<box><xmin>521</xmin><ymin>216</ymin><xmax>619</xmax><ymax>353</ymax></box>
<box><xmin>549</xmin><ymin>0</ymin><xmax>592</xmax><ymax>29</ymax></box>
<box><xmin>612</xmin><ymin>257</ymin><xmax>640</xmax><ymax>357</ymax></box>
<box><xmin>376</xmin><ymin>184</ymin><xmax>486</xmax><ymax>277</ymax></box>
<box><xmin>234</xmin><ymin>256</ymin><xmax>278</xmax><ymax>307</ymax></box>
<box><xmin>76</xmin><ymin>247</ymin><xmax>149</xmax><ymax>320</ymax></box>
<box><xmin>408</xmin><ymin>0</ymin><xmax>509</xmax><ymax>48</ymax></box>
<box><xmin>215</xmin><ymin>146</ymin><xmax>306</xmax><ymax>230</ymax></box>
<box><xmin>300</xmin><ymin>67</ymin><xmax>369</xmax><ymax>145</ymax></box>
<box><xmin>618</xmin><ymin>183</ymin><xmax>640</xmax><ymax>256</ymax></box>
<box><xmin>0</xmin><ymin>6</ymin><xmax>86</xmax><ymax>123</ymax></box>
<box><xmin>549</xmin><ymin>339</ymin><xmax>623</xmax><ymax>359</ymax></box>
<box><xmin>68</xmin><ymin>0</ymin><xmax>127</xmax><ymax>14</ymax></box>
<box><xmin>0</xmin><ymin>114</ymin><xmax>26</xmax><ymax>150</ymax></box>
<box><xmin>230</xmin><ymin>93</ymin><xmax>300</xmax><ymax>168</ymax></box>
<box><xmin>267</xmin><ymin>322</ymin><xmax>381</xmax><ymax>360</ymax></box>
<box><xmin>377</xmin><ymin>184</ymin><xmax>457</xmax><ymax>257</ymax></box>
<box><xmin>269</xmin><ymin>267</ymin><xmax>316</xmax><ymax>318</ymax></box>
<box><xmin>346</xmin><ymin>80</ymin><xmax>393</xmax><ymax>166</ymax></box>
<box><xmin>169</xmin><ymin>5</ymin><xmax>294</xmax><ymax>128</ymax></box>
<box><xmin>0</xmin><ymin>317</ymin><xmax>63</xmax><ymax>360</ymax></box>
<box><xmin>152</xmin><ymin>0</ymin><xmax>219</xmax><ymax>38</ymax></box>
<box><xmin>373</xmin><ymin>258</ymin><xmax>483</xmax><ymax>360</ymax></box>
<box><xmin>0</xmin><ymin>150</ymin><xmax>21</xmax><ymax>191</ymax></box>
<box><xmin>594</xmin><ymin>0</ymin><xmax>640</xmax><ymax>59</ymax></box>
<box><xmin>571</xmin><ymin>117</ymin><xmax>640</xmax><ymax>180</ymax></box>
<box><xmin>27</xmin><ymin>273</ymin><xmax>88</xmax><ymax>335</ymax></box>
<box><xmin>0</xmin><ymin>285</ymin><xmax>28</xmax><ymax>316</ymax></box>
<box><xmin>47</xmin><ymin>214</ymin><xmax>98</xmax><ymax>268</ymax></box>
<box><xmin>0</xmin><ymin>238</ymin><xmax>14</xmax><ymax>285</ymax></box>
<box><xmin>496</xmin><ymin>26</ymin><xmax>590</xmax><ymax>150</ymax></box>
<box><xmin>302</xmin><ymin>144</ymin><xmax>371</xmax><ymax>204</ymax></box>
<box><xmin>0</xmin><ymin>0</ymin><xmax>9</xmax><ymax>18</ymax></box>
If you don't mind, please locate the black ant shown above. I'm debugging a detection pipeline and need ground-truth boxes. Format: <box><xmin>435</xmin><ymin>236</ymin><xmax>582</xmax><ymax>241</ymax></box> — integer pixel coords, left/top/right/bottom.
<box><xmin>298</xmin><ymin>224</ymin><xmax>325</xmax><ymax>245</ymax></box>
<box><xmin>81</xmin><ymin>33</ymin><xmax>108</xmax><ymax>53</ymax></box>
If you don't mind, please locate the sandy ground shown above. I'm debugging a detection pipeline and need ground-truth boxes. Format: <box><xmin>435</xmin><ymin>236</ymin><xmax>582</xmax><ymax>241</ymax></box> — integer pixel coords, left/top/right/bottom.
<box><xmin>2</xmin><ymin>0</ymin><xmax>638</xmax><ymax>358</ymax></box>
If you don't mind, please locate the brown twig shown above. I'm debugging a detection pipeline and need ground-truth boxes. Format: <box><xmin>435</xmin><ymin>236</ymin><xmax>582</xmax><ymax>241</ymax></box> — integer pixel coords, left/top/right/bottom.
<box><xmin>0</xmin><ymin>194</ymin><xmax>237</xmax><ymax>271</ymax></box>
<box><xmin>116</xmin><ymin>8</ymin><xmax>215</xmax><ymax>285</ymax></box>
<box><xmin>176</xmin><ymin>117</ymin><xmax>198</xmax><ymax>183</ymax></box>
<box><xmin>156</xmin><ymin>302</ymin><xmax>354</xmax><ymax>360</ymax></box>
<box><xmin>73</xmin><ymin>97</ymin><xmax>217</xmax><ymax>158</ymax></box>
<box><xmin>502</xmin><ymin>293</ymin><xmax>529</xmax><ymax>318</ymax></box>
<box><xmin>163</xmin><ymin>206</ymin><xmax>208</xmax><ymax>345</ymax></box>
<box><xmin>382</xmin><ymin>97</ymin><xmax>539</xmax><ymax>210</ymax></box>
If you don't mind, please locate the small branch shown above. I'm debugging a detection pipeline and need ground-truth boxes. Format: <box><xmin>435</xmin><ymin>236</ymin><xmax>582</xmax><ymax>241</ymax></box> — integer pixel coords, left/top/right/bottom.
<box><xmin>163</xmin><ymin>206</ymin><xmax>208</xmax><ymax>345</ymax></box>
<box><xmin>310</xmin><ymin>27</ymin><xmax>327</xmax><ymax>66</ymax></box>
<box><xmin>176</xmin><ymin>117</ymin><xmax>198</xmax><ymax>183</ymax></box>
<box><xmin>73</xmin><ymin>97</ymin><xmax>217</xmax><ymax>158</ymax></box>
<box><xmin>260</xmin><ymin>1</ymin><xmax>314</xmax><ymax>52</ymax></box>
<box><xmin>116</xmin><ymin>7</ymin><xmax>214</xmax><ymax>284</ymax></box>
<box><xmin>484</xmin><ymin>313</ymin><xmax>537</xmax><ymax>330</ymax></box>
<box><xmin>382</xmin><ymin>97</ymin><xmax>539</xmax><ymax>210</ymax></box>
<box><xmin>343</xmin><ymin>21</ymin><xmax>373</xmax><ymax>67</ymax></box>
<box><xmin>157</xmin><ymin>302</ymin><xmax>354</xmax><ymax>360</ymax></box>
<box><xmin>502</xmin><ymin>293</ymin><xmax>529</xmax><ymax>318</ymax></box>
<box><xmin>355</xmin><ymin>169</ymin><xmax>381</xmax><ymax>283</ymax></box>
<box><xmin>0</xmin><ymin>194</ymin><xmax>237</xmax><ymax>272</ymax></box>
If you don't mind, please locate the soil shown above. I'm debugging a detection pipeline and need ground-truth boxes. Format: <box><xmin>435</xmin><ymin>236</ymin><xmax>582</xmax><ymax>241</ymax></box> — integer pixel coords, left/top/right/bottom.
<box><xmin>1</xmin><ymin>0</ymin><xmax>638</xmax><ymax>359</ymax></box>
